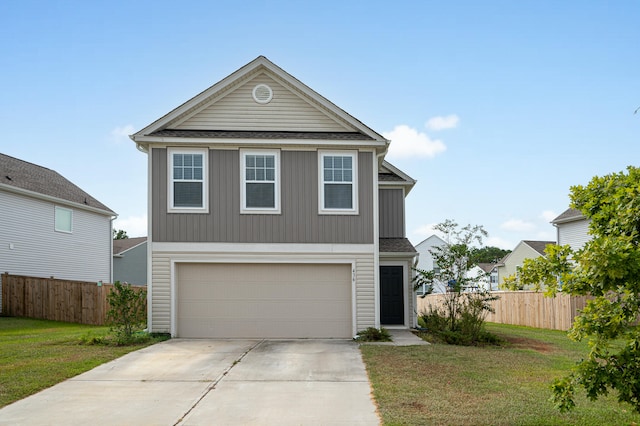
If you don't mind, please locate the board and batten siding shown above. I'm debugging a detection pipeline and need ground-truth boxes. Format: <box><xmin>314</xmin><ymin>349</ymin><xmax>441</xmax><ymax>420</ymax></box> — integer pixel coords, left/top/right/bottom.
<box><xmin>176</xmin><ymin>73</ymin><xmax>352</xmax><ymax>132</ymax></box>
<box><xmin>0</xmin><ymin>191</ymin><xmax>112</xmax><ymax>309</ymax></box>
<box><xmin>148</xmin><ymin>247</ymin><xmax>377</xmax><ymax>334</ymax></box>
<box><xmin>378</xmin><ymin>188</ymin><xmax>405</xmax><ymax>238</ymax></box>
<box><xmin>152</xmin><ymin>148</ymin><xmax>374</xmax><ymax>244</ymax></box>
<box><xmin>558</xmin><ymin>219</ymin><xmax>591</xmax><ymax>251</ymax></box>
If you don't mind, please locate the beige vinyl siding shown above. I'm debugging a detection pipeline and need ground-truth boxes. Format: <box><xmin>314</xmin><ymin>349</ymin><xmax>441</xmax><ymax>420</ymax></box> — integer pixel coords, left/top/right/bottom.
<box><xmin>149</xmin><ymin>254</ymin><xmax>171</xmax><ymax>332</ymax></box>
<box><xmin>355</xmin><ymin>256</ymin><xmax>376</xmax><ymax>329</ymax></box>
<box><xmin>147</xmin><ymin>247</ymin><xmax>376</xmax><ymax>335</ymax></box>
<box><xmin>176</xmin><ymin>73</ymin><xmax>352</xmax><ymax>132</ymax></box>
<box><xmin>153</xmin><ymin>148</ymin><xmax>374</xmax><ymax>244</ymax></box>
<box><xmin>378</xmin><ymin>188</ymin><xmax>405</xmax><ymax>238</ymax></box>
<box><xmin>497</xmin><ymin>243</ymin><xmax>542</xmax><ymax>286</ymax></box>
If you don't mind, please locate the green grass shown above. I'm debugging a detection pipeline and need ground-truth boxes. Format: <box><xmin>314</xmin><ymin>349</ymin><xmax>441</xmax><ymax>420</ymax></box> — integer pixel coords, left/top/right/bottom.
<box><xmin>0</xmin><ymin>317</ymin><xmax>168</xmax><ymax>408</ymax></box>
<box><xmin>361</xmin><ymin>323</ymin><xmax>640</xmax><ymax>426</ymax></box>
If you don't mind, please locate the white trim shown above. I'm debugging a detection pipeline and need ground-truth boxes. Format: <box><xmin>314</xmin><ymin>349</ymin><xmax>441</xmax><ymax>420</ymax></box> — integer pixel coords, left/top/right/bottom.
<box><xmin>146</xmin><ymin>149</ymin><xmax>154</xmax><ymax>331</ymax></box>
<box><xmin>252</xmin><ymin>83</ymin><xmax>273</xmax><ymax>104</ymax></box>
<box><xmin>318</xmin><ymin>150</ymin><xmax>359</xmax><ymax>215</ymax></box>
<box><xmin>131</xmin><ymin>136</ymin><xmax>388</xmax><ymax>149</ymax></box>
<box><xmin>153</xmin><ymin>241</ymin><xmax>374</xmax><ymax>254</ymax></box>
<box><xmin>169</xmin><ymin>257</ymin><xmax>358</xmax><ymax>338</ymax></box>
<box><xmin>0</xmin><ymin>183</ymin><xmax>115</xmax><ymax>217</ymax></box>
<box><xmin>240</xmin><ymin>149</ymin><xmax>281</xmax><ymax>214</ymax></box>
<box><xmin>167</xmin><ymin>147</ymin><xmax>209</xmax><ymax>214</ymax></box>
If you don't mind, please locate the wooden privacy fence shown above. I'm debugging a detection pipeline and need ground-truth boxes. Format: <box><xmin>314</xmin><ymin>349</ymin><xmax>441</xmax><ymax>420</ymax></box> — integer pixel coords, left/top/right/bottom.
<box><xmin>417</xmin><ymin>291</ymin><xmax>592</xmax><ymax>331</ymax></box>
<box><xmin>1</xmin><ymin>273</ymin><xmax>146</xmax><ymax>326</ymax></box>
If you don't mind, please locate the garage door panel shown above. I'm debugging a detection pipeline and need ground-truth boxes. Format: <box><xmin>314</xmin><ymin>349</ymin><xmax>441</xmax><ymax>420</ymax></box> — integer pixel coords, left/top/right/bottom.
<box><xmin>176</xmin><ymin>263</ymin><xmax>352</xmax><ymax>338</ymax></box>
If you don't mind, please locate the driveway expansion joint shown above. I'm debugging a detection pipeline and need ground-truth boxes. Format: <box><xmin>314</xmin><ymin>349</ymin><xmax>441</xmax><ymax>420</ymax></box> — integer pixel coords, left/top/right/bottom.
<box><xmin>173</xmin><ymin>339</ymin><xmax>264</xmax><ymax>425</ymax></box>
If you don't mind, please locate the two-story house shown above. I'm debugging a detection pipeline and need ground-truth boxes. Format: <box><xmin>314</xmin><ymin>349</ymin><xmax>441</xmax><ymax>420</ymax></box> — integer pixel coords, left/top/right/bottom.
<box><xmin>496</xmin><ymin>240</ymin><xmax>555</xmax><ymax>287</ymax></box>
<box><xmin>552</xmin><ymin>208</ymin><xmax>590</xmax><ymax>251</ymax></box>
<box><xmin>130</xmin><ymin>56</ymin><xmax>417</xmax><ymax>338</ymax></box>
<box><xmin>0</xmin><ymin>153</ymin><xmax>116</xmax><ymax>311</ymax></box>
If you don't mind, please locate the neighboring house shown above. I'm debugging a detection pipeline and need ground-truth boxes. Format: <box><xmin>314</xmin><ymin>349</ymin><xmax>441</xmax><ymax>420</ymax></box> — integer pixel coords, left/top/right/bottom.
<box><xmin>552</xmin><ymin>208</ymin><xmax>590</xmax><ymax>251</ymax></box>
<box><xmin>113</xmin><ymin>237</ymin><xmax>147</xmax><ymax>285</ymax></box>
<box><xmin>415</xmin><ymin>235</ymin><xmax>446</xmax><ymax>293</ymax></box>
<box><xmin>0</xmin><ymin>153</ymin><xmax>116</xmax><ymax>311</ymax></box>
<box><xmin>415</xmin><ymin>234</ymin><xmax>495</xmax><ymax>293</ymax></box>
<box><xmin>130</xmin><ymin>56</ymin><xmax>418</xmax><ymax>338</ymax></box>
<box><xmin>496</xmin><ymin>240</ymin><xmax>555</xmax><ymax>287</ymax></box>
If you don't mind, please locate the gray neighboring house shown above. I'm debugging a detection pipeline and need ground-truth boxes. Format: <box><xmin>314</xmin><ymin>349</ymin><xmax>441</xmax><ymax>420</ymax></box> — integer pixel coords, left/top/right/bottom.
<box><xmin>130</xmin><ymin>56</ymin><xmax>418</xmax><ymax>339</ymax></box>
<box><xmin>113</xmin><ymin>237</ymin><xmax>147</xmax><ymax>286</ymax></box>
<box><xmin>552</xmin><ymin>208</ymin><xmax>590</xmax><ymax>251</ymax></box>
<box><xmin>0</xmin><ymin>153</ymin><xmax>116</xmax><ymax>311</ymax></box>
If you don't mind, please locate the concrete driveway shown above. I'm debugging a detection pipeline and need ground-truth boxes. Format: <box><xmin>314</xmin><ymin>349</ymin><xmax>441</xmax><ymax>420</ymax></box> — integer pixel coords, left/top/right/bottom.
<box><xmin>0</xmin><ymin>339</ymin><xmax>380</xmax><ymax>425</ymax></box>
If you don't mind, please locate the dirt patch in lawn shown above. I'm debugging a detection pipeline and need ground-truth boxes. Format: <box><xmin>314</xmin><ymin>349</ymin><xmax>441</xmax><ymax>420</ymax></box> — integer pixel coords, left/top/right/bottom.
<box><xmin>503</xmin><ymin>336</ymin><xmax>554</xmax><ymax>353</ymax></box>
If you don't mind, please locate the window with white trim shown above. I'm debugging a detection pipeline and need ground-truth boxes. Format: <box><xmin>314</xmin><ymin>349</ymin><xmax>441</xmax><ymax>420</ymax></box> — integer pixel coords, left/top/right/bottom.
<box><xmin>241</xmin><ymin>150</ymin><xmax>280</xmax><ymax>213</ymax></box>
<box><xmin>168</xmin><ymin>148</ymin><xmax>208</xmax><ymax>213</ymax></box>
<box><xmin>319</xmin><ymin>151</ymin><xmax>358</xmax><ymax>214</ymax></box>
<box><xmin>55</xmin><ymin>206</ymin><xmax>73</xmax><ymax>233</ymax></box>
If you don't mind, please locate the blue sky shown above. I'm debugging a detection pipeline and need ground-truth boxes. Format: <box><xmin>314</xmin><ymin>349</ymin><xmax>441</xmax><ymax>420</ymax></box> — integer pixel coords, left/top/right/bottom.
<box><xmin>1</xmin><ymin>1</ymin><xmax>638</xmax><ymax>249</ymax></box>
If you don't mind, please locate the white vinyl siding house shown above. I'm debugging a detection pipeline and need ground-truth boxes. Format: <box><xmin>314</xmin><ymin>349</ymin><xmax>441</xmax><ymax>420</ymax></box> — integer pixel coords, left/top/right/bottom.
<box><xmin>552</xmin><ymin>208</ymin><xmax>590</xmax><ymax>252</ymax></box>
<box><xmin>0</xmin><ymin>154</ymin><xmax>116</xmax><ymax>311</ymax></box>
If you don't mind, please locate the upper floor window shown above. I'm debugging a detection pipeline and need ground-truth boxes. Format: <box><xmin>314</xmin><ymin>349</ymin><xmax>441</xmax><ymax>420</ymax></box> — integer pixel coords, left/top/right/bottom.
<box><xmin>54</xmin><ymin>206</ymin><xmax>72</xmax><ymax>233</ymax></box>
<box><xmin>319</xmin><ymin>151</ymin><xmax>358</xmax><ymax>214</ymax></box>
<box><xmin>241</xmin><ymin>150</ymin><xmax>280</xmax><ymax>214</ymax></box>
<box><xmin>168</xmin><ymin>148</ymin><xmax>208</xmax><ymax>213</ymax></box>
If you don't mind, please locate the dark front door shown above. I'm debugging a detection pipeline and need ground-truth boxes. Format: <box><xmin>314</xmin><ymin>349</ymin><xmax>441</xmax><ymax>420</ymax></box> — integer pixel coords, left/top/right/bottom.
<box><xmin>380</xmin><ymin>265</ymin><xmax>404</xmax><ymax>325</ymax></box>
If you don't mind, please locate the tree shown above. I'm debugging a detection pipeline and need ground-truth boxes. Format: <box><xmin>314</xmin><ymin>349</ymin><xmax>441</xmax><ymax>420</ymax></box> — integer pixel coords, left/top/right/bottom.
<box><xmin>513</xmin><ymin>166</ymin><xmax>640</xmax><ymax>413</ymax></box>
<box><xmin>113</xmin><ymin>229</ymin><xmax>128</xmax><ymax>239</ymax></box>
<box><xmin>413</xmin><ymin>220</ymin><xmax>499</xmax><ymax>345</ymax></box>
<box><xmin>469</xmin><ymin>246</ymin><xmax>511</xmax><ymax>264</ymax></box>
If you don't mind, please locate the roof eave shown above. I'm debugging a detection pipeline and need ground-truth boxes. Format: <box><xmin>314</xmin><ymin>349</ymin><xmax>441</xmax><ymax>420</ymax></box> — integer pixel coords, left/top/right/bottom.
<box><xmin>0</xmin><ymin>183</ymin><xmax>117</xmax><ymax>217</ymax></box>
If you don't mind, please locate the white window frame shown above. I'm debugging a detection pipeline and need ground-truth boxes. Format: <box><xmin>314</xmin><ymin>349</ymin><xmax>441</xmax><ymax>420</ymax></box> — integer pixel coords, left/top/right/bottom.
<box><xmin>54</xmin><ymin>206</ymin><xmax>73</xmax><ymax>233</ymax></box>
<box><xmin>240</xmin><ymin>149</ymin><xmax>281</xmax><ymax>214</ymax></box>
<box><xmin>167</xmin><ymin>148</ymin><xmax>208</xmax><ymax>214</ymax></box>
<box><xmin>318</xmin><ymin>150</ymin><xmax>358</xmax><ymax>215</ymax></box>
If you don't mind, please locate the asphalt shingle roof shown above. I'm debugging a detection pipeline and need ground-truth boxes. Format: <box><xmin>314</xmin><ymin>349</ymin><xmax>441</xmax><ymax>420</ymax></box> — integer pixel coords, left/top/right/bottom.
<box><xmin>149</xmin><ymin>129</ymin><xmax>374</xmax><ymax>140</ymax></box>
<box><xmin>552</xmin><ymin>208</ymin><xmax>584</xmax><ymax>224</ymax></box>
<box><xmin>113</xmin><ymin>237</ymin><xmax>147</xmax><ymax>255</ymax></box>
<box><xmin>524</xmin><ymin>240</ymin><xmax>556</xmax><ymax>255</ymax></box>
<box><xmin>0</xmin><ymin>153</ymin><xmax>115</xmax><ymax>214</ymax></box>
<box><xmin>379</xmin><ymin>238</ymin><xmax>417</xmax><ymax>253</ymax></box>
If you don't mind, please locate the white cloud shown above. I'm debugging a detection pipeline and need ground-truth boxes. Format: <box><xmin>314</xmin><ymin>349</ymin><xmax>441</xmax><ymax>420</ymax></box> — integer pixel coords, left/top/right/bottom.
<box><xmin>113</xmin><ymin>214</ymin><xmax>147</xmax><ymax>238</ymax></box>
<box><xmin>540</xmin><ymin>210</ymin><xmax>558</xmax><ymax>222</ymax></box>
<box><xmin>109</xmin><ymin>124</ymin><xmax>135</xmax><ymax>144</ymax></box>
<box><xmin>383</xmin><ymin>125</ymin><xmax>447</xmax><ymax>159</ymax></box>
<box><xmin>425</xmin><ymin>114</ymin><xmax>460</xmax><ymax>131</ymax></box>
<box><xmin>500</xmin><ymin>219</ymin><xmax>535</xmax><ymax>232</ymax></box>
<box><xmin>485</xmin><ymin>236</ymin><xmax>514</xmax><ymax>250</ymax></box>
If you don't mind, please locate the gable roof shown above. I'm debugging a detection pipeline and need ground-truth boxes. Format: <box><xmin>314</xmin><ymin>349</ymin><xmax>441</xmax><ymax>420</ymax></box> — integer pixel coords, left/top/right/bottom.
<box><xmin>131</xmin><ymin>56</ymin><xmax>389</xmax><ymax>154</ymax></box>
<box><xmin>415</xmin><ymin>234</ymin><xmax>447</xmax><ymax>250</ymax></box>
<box><xmin>378</xmin><ymin>160</ymin><xmax>417</xmax><ymax>194</ymax></box>
<box><xmin>113</xmin><ymin>237</ymin><xmax>147</xmax><ymax>256</ymax></box>
<box><xmin>0</xmin><ymin>153</ymin><xmax>115</xmax><ymax>216</ymax></box>
<box><xmin>552</xmin><ymin>208</ymin><xmax>586</xmax><ymax>224</ymax></box>
<box><xmin>523</xmin><ymin>240</ymin><xmax>556</xmax><ymax>255</ymax></box>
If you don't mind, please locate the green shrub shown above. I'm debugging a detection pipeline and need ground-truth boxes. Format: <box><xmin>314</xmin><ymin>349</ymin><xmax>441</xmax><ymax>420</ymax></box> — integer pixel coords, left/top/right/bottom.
<box><xmin>106</xmin><ymin>281</ymin><xmax>147</xmax><ymax>345</ymax></box>
<box><xmin>355</xmin><ymin>327</ymin><xmax>392</xmax><ymax>342</ymax></box>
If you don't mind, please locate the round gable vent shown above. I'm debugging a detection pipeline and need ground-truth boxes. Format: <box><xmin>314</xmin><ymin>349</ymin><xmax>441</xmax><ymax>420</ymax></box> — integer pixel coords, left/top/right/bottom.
<box><xmin>252</xmin><ymin>84</ymin><xmax>273</xmax><ymax>104</ymax></box>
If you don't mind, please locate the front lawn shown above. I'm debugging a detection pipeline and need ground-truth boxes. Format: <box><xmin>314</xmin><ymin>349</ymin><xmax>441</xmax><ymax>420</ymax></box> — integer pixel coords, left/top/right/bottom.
<box><xmin>0</xmin><ymin>317</ymin><xmax>167</xmax><ymax>408</ymax></box>
<box><xmin>361</xmin><ymin>323</ymin><xmax>640</xmax><ymax>425</ymax></box>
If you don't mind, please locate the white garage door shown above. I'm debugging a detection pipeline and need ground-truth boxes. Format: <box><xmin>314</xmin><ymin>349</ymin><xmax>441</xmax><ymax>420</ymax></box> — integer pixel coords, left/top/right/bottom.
<box><xmin>176</xmin><ymin>263</ymin><xmax>352</xmax><ymax>338</ymax></box>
